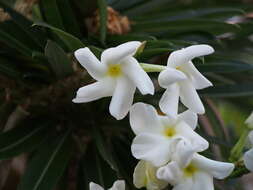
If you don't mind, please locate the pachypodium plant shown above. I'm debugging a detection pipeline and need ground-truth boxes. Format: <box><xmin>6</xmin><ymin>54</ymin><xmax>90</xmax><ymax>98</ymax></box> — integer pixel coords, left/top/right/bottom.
<box><xmin>1</xmin><ymin>0</ymin><xmax>253</xmax><ymax>190</ymax></box>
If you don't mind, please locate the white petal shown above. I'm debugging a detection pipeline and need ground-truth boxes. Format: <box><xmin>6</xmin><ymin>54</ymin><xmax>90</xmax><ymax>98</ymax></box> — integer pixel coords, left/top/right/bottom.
<box><xmin>156</xmin><ymin>161</ymin><xmax>183</xmax><ymax>185</ymax></box>
<box><xmin>122</xmin><ymin>57</ymin><xmax>154</xmax><ymax>95</ymax></box>
<box><xmin>167</xmin><ymin>45</ymin><xmax>214</xmax><ymax>68</ymax></box>
<box><xmin>176</xmin><ymin>122</ymin><xmax>209</xmax><ymax>152</ymax></box>
<box><xmin>75</xmin><ymin>48</ymin><xmax>106</xmax><ymax>80</ymax></box>
<box><xmin>249</xmin><ymin>131</ymin><xmax>253</xmax><ymax>145</ymax></box>
<box><xmin>192</xmin><ymin>172</ymin><xmax>214</xmax><ymax>190</ymax></box>
<box><xmin>109</xmin><ymin>180</ymin><xmax>125</xmax><ymax>190</ymax></box>
<box><xmin>159</xmin><ymin>83</ymin><xmax>180</xmax><ymax>119</ymax></box>
<box><xmin>130</xmin><ymin>103</ymin><xmax>163</xmax><ymax>135</ymax></box>
<box><xmin>133</xmin><ymin>161</ymin><xmax>168</xmax><ymax>190</ymax></box>
<box><xmin>72</xmin><ymin>79</ymin><xmax>114</xmax><ymax>103</ymax></box>
<box><xmin>171</xmin><ymin>139</ymin><xmax>197</xmax><ymax>168</ymax></box>
<box><xmin>133</xmin><ymin>160</ymin><xmax>147</xmax><ymax>189</ymax></box>
<box><xmin>245</xmin><ymin>112</ymin><xmax>253</xmax><ymax>129</ymax></box>
<box><xmin>182</xmin><ymin>62</ymin><xmax>213</xmax><ymax>89</ymax></box>
<box><xmin>131</xmin><ymin>133</ymin><xmax>171</xmax><ymax>167</ymax></box>
<box><xmin>109</xmin><ymin>77</ymin><xmax>136</xmax><ymax>120</ymax></box>
<box><xmin>159</xmin><ymin>115</ymin><xmax>177</xmax><ymax>128</ymax></box>
<box><xmin>158</xmin><ymin>68</ymin><xmax>187</xmax><ymax>88</ymax></box>
<box><xmin>173</xmin><ymin>178</ymin><xmax>193</xmax><ymax>190</ymax></box>
<box><xmin>192</xmin><ymin>154</ymin><xmax>234</xmax><ymax>179</ymax></box>
<box><xmin>89</xmin><ymin>182</ymin><xmax>104</xmax><ymax>190</ymax></box>
<box><xmin>178</xmin><ymin>110</ymin><xmax>198</xmax><ymax>130</ymax></box>
<box><xmin>179</xmin><ymin>80</ymin><xmax>205</xmax><ymax>114</ymax></box>
<box><xmin>101</xmin><ymin>41</ymin><xmax>141</xmax><ymax>65</ymax></box>
<box><xmin>244</xmin><ymin>148</ymin><xmax>253</xmax><ymax>172</ymax></box>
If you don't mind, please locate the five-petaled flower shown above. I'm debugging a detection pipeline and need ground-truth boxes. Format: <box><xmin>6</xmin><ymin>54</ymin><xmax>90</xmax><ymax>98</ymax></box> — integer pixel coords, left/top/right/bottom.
<box><xmin>73</xmin><ymin>41</ymin><xmax>154</xmax><ymax>120</ymax></box>
<box><xmin>156</xmin><ymin>140</ymin><xmax>234</xmax><ymax>190</ymax></box>
<box><xmin>130</xmin><ymin>103</ymin><xmax>208</xmax><ymax>167</ymax></box>
<box><xmin>158</xmin><ymin>45</ymin><xmax>214</xmax><ymax>118</ymax></box>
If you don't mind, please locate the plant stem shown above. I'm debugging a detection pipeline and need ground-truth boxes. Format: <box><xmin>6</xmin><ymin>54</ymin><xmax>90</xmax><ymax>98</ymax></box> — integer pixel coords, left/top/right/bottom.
<box><xmin>140</xmin><ymin>63</ymin><xmax>166</xmax><ymax>73</ymax></box>
<box><xmin>229</xmin><ymin>128</ymin><xmax>251</xmax><ymax>162</ymax></box>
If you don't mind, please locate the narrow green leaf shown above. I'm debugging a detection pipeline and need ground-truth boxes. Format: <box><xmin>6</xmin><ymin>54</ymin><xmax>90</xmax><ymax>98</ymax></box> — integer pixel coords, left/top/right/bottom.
<box><xmin>0</xmin><ymin>29</ymin><xmax>32</xmax><ymax>56</ymax></box>
<box><xmin>0</xmin><ymin>123</ymin><xmax>50</xmax><ymax>160</ymax></box>
<box><xmin>57</xmin><ymin>0</ymin><xmax>81</xmax><ymax>37</ymax></box>
<box><xmin>107</xmin><ymin>34</ymin><xmax>156</xmax><ymax>45</ymax></box>
<box><xmin>133</xmin><ymin>7</ymin><xmax>244</xmax><ymax>22</ymax></box>
<box><xmin>0</xmin><ymin>21</ymin><xmax>42</xmax><ymax>51</ymax></box>
<box><xmin>97</xmin><ymin>0</ymin><xmax>107</xmax><ymax>44</ymax></box>
<box><xmin>40</xmin><ymin>0</ymin><xmax>64</xmax><ymax>29</ymax></box>
<box><xmin>33</xmin><ymin>22</ymin><xmax>85</xmax><ymax>51</ymax></box>
<box><xmin>78</xmin><ymin>143</ymin><xmax>117</xmax><ymax>189</ymax></box>
<box><xmin>0</xmin><ymin>1</ymin><xmax>46</xmax><ymax>48</ymax></box>
<box><xmin>196</xmin><ymin>61</ymin><xmax>253</xmax><ymax>73</ymax></box>
<box><xmin>45</xmin><ymin>40</ymin><xmax>73</xmax><ymax>79</ymax></box>
<box><xmin>132</xmin><ymin>19</ymin><xmax>240</xmax><ymax>36</ymax></box>
<box><xmin>92</xmin><ymin>127</ymin><xmax>118</xmax><ymax>171</ymax></box>
<box><xmin>18</xmin><ymin>129</ymin><xmax>73</xmax><ymax>190</ymax></box>
<box><xmin>0</xmin><ymin>57</ymin><xmax>21</xmax><ymax>78</ymax></box>
<box><xmin>137</xmin><ymin>48</ymin><xmax>173</xmax><ymax>61</ymax></box>
<box><xmin>200</xmin><ymin>83</ymin><xmax>253</xmax><ymax>97</ymax></box>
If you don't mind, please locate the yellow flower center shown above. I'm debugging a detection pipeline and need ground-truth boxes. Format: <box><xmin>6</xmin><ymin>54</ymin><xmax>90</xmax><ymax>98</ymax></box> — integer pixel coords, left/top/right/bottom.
<box><xmin>176</xmin><ymin>66</ymin><xmax>181</xmax><ymax>70</ymax></box>
<box><xmin>164</xmin><ymin>127</ymin><xmax>176</xmax><ymax>137</ymax></box>
<box><xmin>107</xmin><ymin>64</ymin><xmax>122</xmax><ymax>77</ymax></box>
<box><xmin>183</xmin><ymin>164</ymin><xmax>198</xmax><ymax>177</ymax></box>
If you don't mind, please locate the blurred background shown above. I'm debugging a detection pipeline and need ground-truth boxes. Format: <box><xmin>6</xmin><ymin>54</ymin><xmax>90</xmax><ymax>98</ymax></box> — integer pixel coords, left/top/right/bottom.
<box><xmin>0</xmin><ymin>0</ymin><xmax>253</xmax><ymax>189</ymax></box>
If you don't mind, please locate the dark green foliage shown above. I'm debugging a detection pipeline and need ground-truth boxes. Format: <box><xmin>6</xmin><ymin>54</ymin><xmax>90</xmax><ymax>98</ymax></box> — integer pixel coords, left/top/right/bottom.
<box><xmin>0</xmin><ymin>0</ymin><xmax>253</xmax><ymax>189</ymax></box>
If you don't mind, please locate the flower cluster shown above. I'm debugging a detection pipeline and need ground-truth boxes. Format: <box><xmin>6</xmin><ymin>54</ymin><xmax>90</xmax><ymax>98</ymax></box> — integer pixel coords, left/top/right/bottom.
<box><xmin>73</xmin><ymin>42</ymin><xmax>235</xmax><ymax>190</ymax></box>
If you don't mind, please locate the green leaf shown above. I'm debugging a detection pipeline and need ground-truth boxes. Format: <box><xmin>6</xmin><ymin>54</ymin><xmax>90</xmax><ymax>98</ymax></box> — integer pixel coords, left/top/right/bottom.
<box><xmin>0</xmin><ymin>21</ymin><xmax>42</xmax><ymax>51</ymax></box>
<box><xmin>40</xmin><ymin>0</ymin><xmax>64</xmax><ymax>29</ymax></box>
<box><xmin>137</xmin><ymin>48</ymin><xmax>172</xmax><ymax>61</ymax></box>
<box><xmin>0</xmin><ymin>1</ymin><xmax>46</xmax><ymax>48</ymax></box>
<box><xmin>107</xmin><ymin>34</ymin><xmax>156</xmax><ymax>45</ymax></box>
<box><xmin>92</xmin><ymin>127</ymin><xmax>118</xmax><ymax>171</ymax></box>
<box><xmin>0</xmin><ymin>57</ymin><xmax>21</xmax><ymax>78</ymax></box>
<box><xmin>18</xmin><ymin>129</ymin><xmax>73</xmax><ymax>190</ymax></box>
<box><xmin>33</xmin><ymin>22</ymin><xmax>85</xmax><ymax>51</ymax></box>
<box><xmin>97</xmin><ymin>0</ymin><xmax>107</xmax><ymax>44</ymax></box>
<box><xmin>78</xmin><ymin>143</ymin><xmax>117</xmax><ymax>190</ymax></box>
<box><xmin>196</xmin><ymin>60</ymin><xmax>253</xmax><ymax>73</ymax></box>
<box><xmin>132</xmin><ymin>19</ymin><xmax>240</xmax><ymax>36</ymax></box>
<box><xmin>57</xmin><ymin>0</ymin><xmax>81</xmax><ymax>37</ymax></box>
<box><xmin>200</xmin><ymin>83</ymin><xmax>253</xmax><ymax>97</ymax></box>
<box><xmin>45</xmin><ymin>40</ymin><xmax>73</xmax><ymax>79</ymax></box>
<box><xmin>133</xmin><ymin>7</ymin><xmax>244</xmax><ymax>22</ymax></box>
<box><xmin>0</xmin><ymin>122</ymin><xmax>50</xmax><ymax>160</ymax></box>
<box><xmin>0</xmin><ymin>28</ymin><xmax>32</xmax><ymax>56</ymax></box>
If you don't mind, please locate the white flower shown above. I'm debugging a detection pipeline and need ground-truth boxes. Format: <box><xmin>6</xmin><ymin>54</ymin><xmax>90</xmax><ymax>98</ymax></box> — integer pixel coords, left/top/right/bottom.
<box><xmin>89</xmin><ymin>180</ymin><xmax>125</xmax><ymax>190</ymax></box>
<box><xmin>243</xmin><ymin>131</ymin><xmax>253</xmax><ymax>172</ymax></box>
<box><xmin>245</xmin><ymin>111</ymin><xmax>253</xmax><ymax>129</ymax></box>
<box><xmin>158</xmin><ymin>45</ymin><xmax>214</xmax><ymax>118</ymax></box>
<box><xmin>133</xmin><ymin>160</ymin><xmax>168</xmax><ymax>190</ymax></box>
<box><xmin>157</xmin><ymin>141</ymin><xmax>234</xmax><ymax>190</ymax></box>
<box><xmin>130</xmin><ymin>102</ymin><xmax>209</xmax><ymax>167</ymax></box>
<box><xmin>73</xmin><ymin>41</ymin><xmax>154</xmax><ymax>120</ymax></box>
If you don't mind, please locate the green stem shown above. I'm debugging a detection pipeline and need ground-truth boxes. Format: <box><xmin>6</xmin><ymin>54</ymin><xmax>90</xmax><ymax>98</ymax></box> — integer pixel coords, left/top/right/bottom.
<box><xmin>229</xmin><ymin>128</ymin><xmax>251</xmax><ymax>162</ymax></box>
<box><xmin>140</xmin><ymin>63</ymin><xmax>166</xmax><ymax>73</ymax></box>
